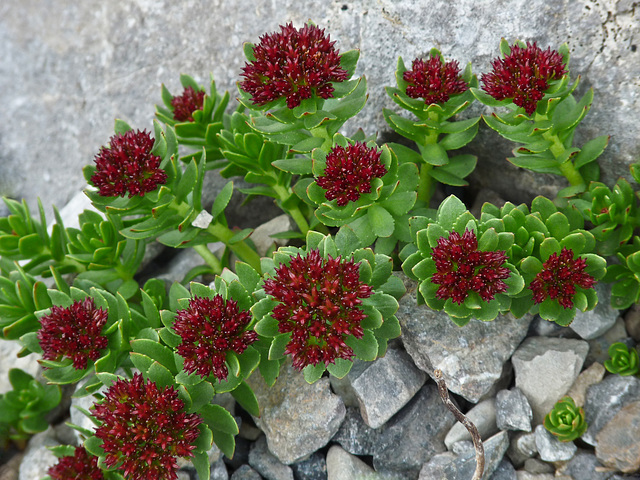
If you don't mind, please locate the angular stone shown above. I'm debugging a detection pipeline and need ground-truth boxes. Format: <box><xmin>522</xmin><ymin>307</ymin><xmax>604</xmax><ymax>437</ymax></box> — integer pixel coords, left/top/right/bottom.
<box><xmin>245</xmin><ymin>359</ymin><xmax>345</xmax><ymax>464</ymax></box>
<box><xmin>0</xmin><ymin>341</ymin><xmax>40</xmax><ymax>395</ymax></box>
<box><xmin>397</xmin><ymin>275</ymin><xmax>533</xmax><ymax>402</ymax></box>
<box><xmin>372</xmin><ymin>384</ymin><xmax>457</xmax><ymax>479</ymax></box>
<box><xmin>326</xmin><ymin>446</ymin><xmax>379</xmax><ymax>480</ymax></box>
<box><xmin>290</xmin><ymin>452</ymin><xmax>327</xmax><ymax>480</ymax></box>
<box><xmin>511</xmin><ymin>336</ymin><xmax>589</xmax><ymax>425</ymax></box>
<box><xmin>230</xmin><ymin>465</ymin><xmax>262</xmax><ymax>480</ymax></box>
<box><xmin>506</xmin><ymin>432</ymin><xmax>537</xmax><ymax>468</ymax></box>
<box><xmin>18</xmin><ymin>428</ymin><xmax>59</xmax><ymax>480</ymax></box>
<box><xmin>583</xmin><ymin>374</ymin><xmax>640</xmax><ymax>446</ymax></box>
<box><xmin>488</xmin><ymin>460</ymin><xmax>517</xmax><ymax>480</ymax></box>
<box><xmin>248</xmin><ymin>436</ymin><xmax>294</xmax><ymax>480</ymax></box>
<box><xmin>495</xmin><ymin>388</ymin><xmax>533</xmax><ymax>432</ymax></box>
<box><xmin>585</xmin><ymin>318</ymin><xmax>630</xmax><ymax>367</ymax></box>
<box><xmin>444</xmin><ymin>398</ymin><xmax>498</xmax><ymax>449</ymax></box>
<box><xmin>565</xmin><ymin>362</ymin><xmax>605</xmax><ymax>407</ymax></box>
<box><xmin>534</xmin><ymin>424</ymin><xmax>577</xmax><ymax>462</ymax></box>
<box><xmin>332</xmin><ymin>407</ymin><xmax>380</xmax><ymax>456</ymax></box>
<box><xmin>328</xmin><ymin>359</ymin><xmax>370</xmax><ymax>408</ymax></box>
<box><xmin>595</xmin><ymin>400</ymin><xmax>640</xmax><ymax>474</ymax></box>
<box><xmin>624</xmin><ymin>303</ymin><xmax>640</xmax><ymax>342</ymax></box>
<box><xmin>350</xmin><ymin>347</ymin><xmax>426</xmax><ymax>428</ymax></box>
<box><xmin>522</xmin><ymin>458</ymin><xmax>553</xmax><ymax>474</ymax></box>
<box><xmin>514</xmin><ymin>473</ymin><xmax>555</xmax><ymax>480</ymax></box>
<box><xmin>557</xmin><ymin>450</ymin><xmax>612</xmax><ymax>480</ymax></box>
<box><xmin>569</xmin><ymin>282</ymin><xmax>619</xmax><ymax>339</ymax></box>
<box><xmin>418</xmin><ymin>431</ymin><xmax>509</xmax><ymax>480</ymax></box>
<box><xmin>211</xmin><ymin>459</ymin><xmax>230</xmax><ymax>480</ymax></box>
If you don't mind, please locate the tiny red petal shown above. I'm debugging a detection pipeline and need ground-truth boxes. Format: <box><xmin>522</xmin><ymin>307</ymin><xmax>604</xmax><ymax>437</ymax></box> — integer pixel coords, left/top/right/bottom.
<box><xmin>173</xmin><ymin>295</ymin><xmax>257</xmax><ymax>380</ymax></box>
<box><xmin>93</xmin><ymin>373</ymin><xmax>202</xmax><ymax>480</ymax></box>
<box><xmin>430</xmin><ymin>229</ymin><xmax>510</xmax><ymax>305</ymax></box>
<box><xmin>263</xmin><ymin>250</ymin><xmax>372</xmax><ymax>370</ymax></box>
<box><xmin>481</xmin><ymin>42</ymin><xmax>567</xmax><ymax>115</ymax></box>
<box><xmin>403</xmin><ymin>54</ymin><xmax>468</xmax><ymax>105</ymax></box>
<box><xmin>90</xmin><ymin>130</ymin><xmax>167</xmax><ymax>198</ymax></box>
<box><xmin>37</xmin><ymin>298</ymin><xmax>109</xmax><ymax>370</ymax></box>
<box><xmin>316</xmin><ymin>142</ymin><xmax>387</xmax><ymax>206</ymax></box>
<box><xmin>240</xmin><ymin>23</ymin><xmax>348</xmax><ymax>108</ymax></box>
<box><xmin>171</xmin><ymin>86</ymin><xmax>205</xmax><ymax>122</ymax></box>
<box><xmin>528</xmin><ymin>247</ymin><xmax>596</xmax><ymax>309</ymax></box>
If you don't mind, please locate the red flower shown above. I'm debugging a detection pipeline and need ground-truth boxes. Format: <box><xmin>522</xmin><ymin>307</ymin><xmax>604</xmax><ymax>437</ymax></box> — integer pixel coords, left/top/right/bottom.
<box><xmin>529</xmin><ymin>247</ymin><xmax>596</xmax><ymax>309</ymax></box>
<box><xmin>263</xmin><ymin>249</ymin><xmax>372</xmax><ymax>370</ymax></box>
<box><xmin>48</xmin><ymin>446</ymin><xmax>104</xmax><ymax>480</ymax></box>
<box><xmin>90</xmin><ymin>130</ymin><xmax>168</xmax><ymax>198</ymax></box>
<box><xmin>316</xmin><ymin>142</ymin><xmax>387</xmax><ymax>206</ymax></box>
<box><xmin>240</xmin><ymin>23</ymin><xmax>349</xmax><ymax>109</ymax></box>
<box><xmin>38</xmin><ymin>298</ymin><xmax>109</xmax><ymax>370</ymax></box>
<box><xmin>481</xmin><ymin>42</ymin><xmax>567</xmax><ymax>115</ymax></box>
<box><xmin>403</xmin><ymin>54</ymin><xmax>468</xmax><ymax>105</ymax></box>
<box><xmin>93</xmin><ymin>373</ymin><xmax>202</xmax><ymax>480</ymax></box>
<box><xmin>171</xmin><ymin>86</ymin><xmax>205</xmax><ymax>122</ymax></box>
<box><xmin>431</xmin><ymin>229</ymin><xmax>511</xmax><ymax>305</ymax></box>
<box><xmin>173</xmin><ymin>295</ymin><xmax>258</xmax><ymax>380</ymax></box>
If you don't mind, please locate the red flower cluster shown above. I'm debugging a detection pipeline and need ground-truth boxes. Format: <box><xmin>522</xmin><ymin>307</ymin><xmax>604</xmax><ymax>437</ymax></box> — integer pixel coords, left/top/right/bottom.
<box><xmin>38</xmin><ymin>297</ymin><xmax>109</xmax><ymax>370</ymax></box>
<box><xmin>173</xmin><ymin>295</ymin><xmax>258</xmax><ymax>380</ymax></box>
<box><xmin>481</xmin><ymin>42</ymin><xmax>567</xmax><ymax>115</ymax></box>
<box><xmin>316</xmin><ymin>142</ymin><xmax>387</xmax><ymax>206</ymax></box>
<box><xmin>529</xmin><ymin>247</ymin><xmax>596</xmax><ymax>309</ymax></box>
<box><xmin>403</xmin><ymin>55</ymin><xmax>468</xmax><ymax>105</ymax></box>
<box><xmin>48</xmin><ymin>446</ymin><xmax>104</xmax><ymax>480</ymax></box>
<box><xmin>263</xmin><ymin>249</ymin><xmax>372</xmax><ymax>370</ymax></box>
<box><xmin>240</xmin><ymin>23</ymin><xmax>349</xmax><ymax>109</ymax></box>
<box><xmin>90</xmin><ymin>130</ymin><xmax>168</xmax><ymax>198</ymax></box>
<box><xmin>93</xmin><ymin>373</ymin><xmax>201</xmax><ymax>480</ymax></box>
<box><xmin>431</xmin><ymin>229</ymin><xmax>511</xmax><ymax>304</ymax></box>
<box><xmin>171</xmin><ymin>86</ymin><xmax>205</xmax><ymax>122</ymax></box>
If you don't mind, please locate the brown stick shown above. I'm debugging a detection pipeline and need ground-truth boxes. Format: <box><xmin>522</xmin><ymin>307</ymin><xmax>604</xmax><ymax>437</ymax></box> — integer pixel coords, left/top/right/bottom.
<box><xmin>434</xmin><ymin>369</ymin><xmax>485</xmax><ymax>480</ymax></box>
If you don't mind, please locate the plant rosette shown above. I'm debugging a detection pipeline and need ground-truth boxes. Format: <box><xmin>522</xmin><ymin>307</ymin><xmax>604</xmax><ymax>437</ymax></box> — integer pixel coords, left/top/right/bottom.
<box><xmin>384</xmin><ymin>50</ymin><xmax>480</xmax><ymax>201</ymax></box>
<box><xmin>400</xmin><ymin>195</ymin><xmax>524</xmax><ymax>326</ymax></box>
<box><xmin>472</xmin><ymin>39</ymin><xmax>607</xmax><ymax>191</ymax></box>
<box><xmin>0</xmin><ymin>369</ymin><xmax>62</xmax><ymax>445</ymax></box>
<box><xmin>604</xmin><ymin>235</ymin><xmax>640</xmax><ymax>310</ymax></box>
<box><xmin>604</xmin><ymin>342</ymin><xmax>640</xmax><ymax>376</ymax></box>
<box><xmin>156</xmin><ymin>74</ymin><xmax>232</xmax><ymax>169</ymax></box>
<box><xmin>480</xmin><ymin>195</ymin><xmax>607</xmax><ymax>325</ymax></box>
<box><xmin>251</xmin><ymin>230</ymin><xmax>404</xmax><ymax>385</ymax></box>
<box><xmin>543</xmin><ymin>396</ymin><xmax>588</xmax><ymax>442</ymax></box>
<box><xmin>295</xmin><ymin>133</ymin><xmax>418</xmax><ymax>252</ymax></box>
<box><xmin>237</xmin><ymin>22</ymin><xmax>365</xmax><ymax>154</ymax></box>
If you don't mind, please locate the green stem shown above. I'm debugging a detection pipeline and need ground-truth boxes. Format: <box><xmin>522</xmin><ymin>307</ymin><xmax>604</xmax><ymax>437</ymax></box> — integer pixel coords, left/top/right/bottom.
<box><xmin>272</xmin><ymin>184</ymin><xmax>310</xmax><ymax>235</ymax></box>
<box><xmin>309</xmin><ymin>126</ymin><xmax>333</xmax><ymax>153</ymax></box>
<box><xmin>193</xmin><ymin>244</ymin><xmax>223</xmax><ymax>274</ymax></box>
<box><xmin>542</xmin><ymin>130</ymin><xmax>586</xmax><ymax>187</ymax></box>
<box><xmin>417</xmin><ymin>163</ymin><xmax>435</xmax><ymax>204</ymax></box>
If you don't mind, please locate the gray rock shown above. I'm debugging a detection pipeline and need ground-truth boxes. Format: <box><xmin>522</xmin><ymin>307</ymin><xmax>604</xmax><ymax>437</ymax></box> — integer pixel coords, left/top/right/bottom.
<box><xmin>586</xmin><ymin>318</ymin><xmax>632</xmax><ymax>367</ymax></box>
<box><xmin>211</xmin><ymin>459</ymin><xmax>230</xmax><ymax>480</ymax></box>
<box><xmin>506</xmin><ymin>432</ymin><xmax>537</xmax><ymax>468</ymax></box>
<box><xmin>418</xmin><ymin>431</ymin><xmax>509</xmax><ymax>480</ymax></box>
<box><xmin>514</xmin><ymin>474</ymin><xmax>555</xmax><ymax>480</ymax></box>
<box><xmin>583</xmin><ymin>374</ymin><xmax>640</xmax><ymax>446</ymax></box>
<box><xmin>523</xmin><ymin>458</ymin><xmax>553</xmax><ymax>475</ymax></box>
<box><xmin>625</xmin><ymin>303</ymin><xmax>640</xmax><ymax>342</ymax></box>
<box><xmin>527</xmin><ymin>316</ymin><xmax>573</xmax><ymax>338</ymax></box>
<box><xmin>245</xmin><ymin>359</ymin><xmax>346</xmax><ymax>464</ymax></box>
<box><xmin>565</xmin><ymin>362</ymin><xmax>606</xmax><ymax>407</ymax></box>
<box><xmin>2</xmin><ymin>1</ymin><xmax>638</xmax><ymax>215</ymax></box>
<box><xmin>397</xmin><ymin>275</ymin><xmax>533</xmax><ymax>402</ymax></box>
<box><xmin>329</xmin><ymin>359</ymin><xmax>371</xmax><ymax>407</ymax></box>
<box><xmin>511</xmin><ymin>336</ymin><xmax>589</xmax><ymax>425</ymax></box>
<box><xmin>595</xmin><ymin>400</ymin><xmax>640</xmax><ymax>474</ymax></box>
<box><xmin>290</xmin><ymin>452</ymin><xmax>327</xmax><ymax>480</ymax></box>
<box><xmin>488</xmin><ymin>460</ymin><xmax>517</xmax><ymax>480</ymax></box>
<box><xmin>332</xmin><ymin>407</ymin><xmax>380</xmax><ymax>456</ymax></box>
<box><xmin>496</xmin><ymin>388</ymin><xmax>533</xmax><ymax>432</ymax></box>
<box><xmin>231</xmin><ymin>465</ymin><xmax>263</xmax><ymax>480</ymax></box>
<box><xmin>534</xmin><ymin>424</ymin><xmax>577</xmax><ymax>462</ymax></box>
<box><xmin>351</xmin><ymin>347</ymin><xmax>426</xmax><ymax>428</ymax></box>
<box><xmin>557</xmin><ymin>450</ymin><xmax>612</xmax><ymax>480</ymax></box>
<box><xmin>18</xmin><ymin>428</ymin><xmax>59</xmax><ymax>480</ymax></box>
<box><xmin>0</xmin><ymin>342</ymin><xmax>40</xmax><ymax>395</ymax></box>
<box><xmin>372</xmin><ymin>384</ymin><xmax>457</xmax><ymax>479</ymax></box>
<box><xmin>569</xmin><ymin>283</ymin><xmax>620</xmax><ymax>340</ymax></box>
<box><xmin>248</xmin><ymin>436</ymin><xmax>294</xmax><ymax>480</ymax></box>
<box><xmin>444</xmin><ymin>398</ymin><xmax>498</xmax><ymax>449</ymax></box>
<box><xmin>326</xmin><ymin>445</ymin><xmax>381</xmax><ymax>480</ymax></box>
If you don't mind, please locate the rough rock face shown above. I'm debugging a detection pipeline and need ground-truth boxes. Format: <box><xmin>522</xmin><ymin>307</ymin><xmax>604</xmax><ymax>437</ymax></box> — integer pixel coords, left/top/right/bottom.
<box><xmin>1</xmin><ymin>1</ymin><xmax>638</xmax><ymax>212</ymax></box>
